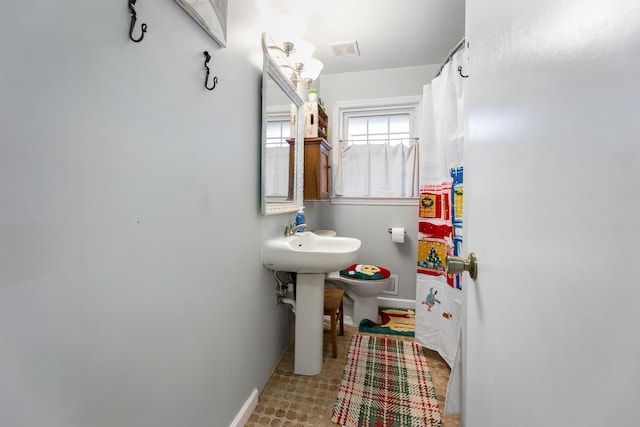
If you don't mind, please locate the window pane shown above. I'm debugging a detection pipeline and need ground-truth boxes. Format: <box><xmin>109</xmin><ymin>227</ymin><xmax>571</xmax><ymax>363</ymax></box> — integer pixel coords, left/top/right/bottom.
<box><xmin>266</xmin><ymin>120</ymin><xmax>289</xmax><ymax>147</ymax></box>
<box><xmin>347</xmin><ymin>117</ymin><xmax>367</xmax><ymax>137</ymax></box>
<box><xmin>266</xmin><ymin>121</ymin><xmax>281</xmax><ymax>138</ymax></box>
<box><xmin>368</xmin><ymin>115</ymin><xmax>388</xmax><ymax>135</ymax></box>
<box><xmin>389</xmin><ymin>114</ymin><xmax>410</xmax><ymax>133</ymax></box>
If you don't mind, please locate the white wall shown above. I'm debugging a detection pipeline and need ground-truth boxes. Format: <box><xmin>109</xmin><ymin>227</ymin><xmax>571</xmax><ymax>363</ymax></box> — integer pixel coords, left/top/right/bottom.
<box><xmin>304</xmin><ymin>65</ymin><xmax>440</xmax><ymax>302</ymax></box>
<box><xmin>319</xmin><ymin>65</ymin><xmax>440</xmax><ymax>107</ymax></box>
<box><xmin>0</xmin><ymin>1</ymin><xmax>292</xmax><ymax>426</ymax></box>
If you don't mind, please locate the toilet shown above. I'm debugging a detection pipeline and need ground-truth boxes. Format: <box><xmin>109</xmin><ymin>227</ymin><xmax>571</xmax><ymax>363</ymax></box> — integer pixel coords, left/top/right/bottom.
<box><xmin>326</xmin><ymin>264</ymin><xmax>392</xmax><ymax>326</ymax></box>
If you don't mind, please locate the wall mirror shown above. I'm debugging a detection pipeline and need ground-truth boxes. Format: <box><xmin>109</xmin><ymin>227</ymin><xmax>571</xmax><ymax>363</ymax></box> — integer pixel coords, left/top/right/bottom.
<box><xmin>173</xmin><ymin>0</ymin><xmax>228</xmax><ymax>47</ymax></box>
<box><xmin>261</xmin><ymin>33</ymin><xmax>305</xmax><ymax>215</ymax></box>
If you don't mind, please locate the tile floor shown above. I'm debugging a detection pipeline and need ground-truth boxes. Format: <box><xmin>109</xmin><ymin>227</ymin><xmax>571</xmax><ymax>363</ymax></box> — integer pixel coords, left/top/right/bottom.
<box><xmin>246</xmin><ymin>322</ymin><xmax>460</xmax><ymax>427</ymax></box>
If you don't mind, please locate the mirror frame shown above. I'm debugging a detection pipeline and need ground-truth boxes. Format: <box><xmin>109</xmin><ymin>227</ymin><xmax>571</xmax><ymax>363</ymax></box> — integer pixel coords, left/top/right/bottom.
<box><xmin>261</xmin><ymin>34</ymin><xmax>305</xmax><ymax>215</ymax></box>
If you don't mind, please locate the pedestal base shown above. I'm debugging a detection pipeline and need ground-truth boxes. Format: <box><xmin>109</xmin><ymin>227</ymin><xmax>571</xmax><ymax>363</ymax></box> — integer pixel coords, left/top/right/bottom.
<box><xmin>294</xmin><ymin>273</ymin><xmax>325</xmax><ymax>375</ymax></box>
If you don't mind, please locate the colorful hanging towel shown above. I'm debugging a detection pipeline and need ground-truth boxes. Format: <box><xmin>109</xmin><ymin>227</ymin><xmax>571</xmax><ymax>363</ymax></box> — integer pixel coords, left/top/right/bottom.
<box><xmin>340</xmin><ymin>264</ymin><xmax>390</xmax><ymax>280</ymax></box>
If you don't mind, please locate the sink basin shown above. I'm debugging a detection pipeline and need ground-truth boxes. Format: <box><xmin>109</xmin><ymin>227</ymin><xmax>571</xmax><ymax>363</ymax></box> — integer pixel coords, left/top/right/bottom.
<box><xmin>262</xmin><ymin>231</ymin><xmax>361</xmax><ymax>273</ymax></box>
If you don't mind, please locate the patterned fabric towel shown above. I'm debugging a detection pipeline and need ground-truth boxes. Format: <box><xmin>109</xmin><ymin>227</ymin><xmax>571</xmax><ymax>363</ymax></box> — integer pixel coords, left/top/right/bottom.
<box><xmin>331</xmin><ymin>334</ymin><xmax>442</xmax><ymax>427</ymax></box>
<box><xmin>358</xmin><ymin>307</ymin><xmax>415</xmax><ymax>337</ymax></box>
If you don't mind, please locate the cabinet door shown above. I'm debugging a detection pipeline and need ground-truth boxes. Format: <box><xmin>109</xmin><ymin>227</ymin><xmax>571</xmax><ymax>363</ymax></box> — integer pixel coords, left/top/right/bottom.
<box><xmin>302</xmin><ymin>138</ymin><xmax>331</xmax><ymax>200</ymax></box>
<box><xmin>319</xmin><ymin>148</ymin><xmax>329</xmax><ymax>198</ymax></box>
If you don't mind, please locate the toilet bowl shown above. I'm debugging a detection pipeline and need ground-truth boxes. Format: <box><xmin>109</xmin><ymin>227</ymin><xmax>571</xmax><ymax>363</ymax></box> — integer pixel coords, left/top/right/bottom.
<box><xmin>326</xmin><ymin>264</ymin><xmax>391</xmax><ymax>326</ymax></box>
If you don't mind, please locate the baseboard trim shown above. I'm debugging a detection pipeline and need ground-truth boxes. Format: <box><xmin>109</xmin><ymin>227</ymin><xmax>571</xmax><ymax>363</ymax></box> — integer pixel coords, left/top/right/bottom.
<box><xmin>229</xmin><ymin>387</ymin><xmax>259</xmax><ymax>427</ymax></box>
<box><xmin>377</xmin><ymin>297</ymin><xmax>416</xmax><ymax>310</ymax></box>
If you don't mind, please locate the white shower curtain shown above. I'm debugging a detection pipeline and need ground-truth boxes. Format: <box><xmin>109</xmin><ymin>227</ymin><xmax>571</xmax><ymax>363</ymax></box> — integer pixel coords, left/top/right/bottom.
<box><xmin>415</xmin><ymin>48</ymin><xmax>466</xmax><ymax>415</ymax></box>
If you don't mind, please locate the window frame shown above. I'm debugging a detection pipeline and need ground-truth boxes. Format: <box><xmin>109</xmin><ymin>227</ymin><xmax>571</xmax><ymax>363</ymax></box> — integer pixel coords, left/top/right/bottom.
<box><xmin>265</xmin><ymin>117</ymin><xmax>291</xmax><ymax>147</ymax></box>
<box><xmin>330</xmin><ymin>96</ymin><xmax>423</xmax><ymax>206</ymax></box>
<box><xmin>265</xmin><ymin>106</ymin><xmax>293</xmax><ymax>148</ymax></box>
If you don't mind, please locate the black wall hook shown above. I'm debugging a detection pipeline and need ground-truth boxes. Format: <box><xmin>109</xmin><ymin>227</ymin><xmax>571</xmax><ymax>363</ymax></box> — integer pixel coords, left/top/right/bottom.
<box><xmin>458</xmin><ymin>66</ymin><xmax>469</xmax><ymax>78</ymax></box>
<box><xmin>128</xmin><ymin>0</ymin><xmax>147</xmax><ymax>43</ymax></box>
<box><xmin>203</xmin><ymin>51</ymin><xmax>218</xmax><ymax>91</ymax></box>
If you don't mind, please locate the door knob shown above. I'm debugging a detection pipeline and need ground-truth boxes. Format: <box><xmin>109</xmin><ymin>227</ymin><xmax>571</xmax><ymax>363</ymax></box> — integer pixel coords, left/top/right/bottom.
<box><xmin>446</xmin><ymin>253</ymin><xmax>478</xmax><ymax>280</ymax></box>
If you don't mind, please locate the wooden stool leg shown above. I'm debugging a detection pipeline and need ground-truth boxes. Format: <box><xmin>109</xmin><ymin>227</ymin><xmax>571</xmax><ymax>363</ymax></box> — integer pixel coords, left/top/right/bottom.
<box><xmin>330</xmin><ymin>313</ymin><xmax>338</xmax><ymax>358</ymax></box>
<box><xmin>338</xmin><ymin>299</ymin><xmax>344</xmax><ymax>336</ymax></box>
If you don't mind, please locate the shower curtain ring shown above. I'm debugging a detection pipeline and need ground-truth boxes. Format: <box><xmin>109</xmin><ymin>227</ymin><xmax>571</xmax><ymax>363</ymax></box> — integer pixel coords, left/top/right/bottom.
<box><xmin>458</xmin><ymin>66</ymin><xmax>469</xmax><ymax>78</ymax></box>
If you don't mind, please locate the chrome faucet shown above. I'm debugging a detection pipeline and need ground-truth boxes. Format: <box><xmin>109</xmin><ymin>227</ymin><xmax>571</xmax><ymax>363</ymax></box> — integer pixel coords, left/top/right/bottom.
<box><xmin>283</xmin><ymin>222</ymin><xmax>307</xmax><ymax>236</ymax></box>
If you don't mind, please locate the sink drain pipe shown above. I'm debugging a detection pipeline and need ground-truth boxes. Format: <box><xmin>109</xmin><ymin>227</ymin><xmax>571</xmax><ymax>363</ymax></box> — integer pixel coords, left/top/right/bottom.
<box><xmin>280</xmin><ymin>298</ymin><xmax>296</xmax><ymax>314</ymax></box>
<box><xmin>273</xmin><ymin>271</ymin><xmax>296</xmax><ymax>314</ymax></box>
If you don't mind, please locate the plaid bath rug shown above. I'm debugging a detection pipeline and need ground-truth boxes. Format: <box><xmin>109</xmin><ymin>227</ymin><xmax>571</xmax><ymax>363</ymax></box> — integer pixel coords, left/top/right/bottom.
<box><xmin>331</xmin><ymin>334</ymin><xmax>442</xmax><ymax>427</ymax></box>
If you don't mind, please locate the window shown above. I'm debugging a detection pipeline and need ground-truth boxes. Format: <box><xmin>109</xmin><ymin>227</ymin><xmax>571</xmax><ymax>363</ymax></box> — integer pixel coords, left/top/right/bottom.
<box><xmin>332</xmin><ymin>97</ymin><xmax>421</xmax><ymax>202</ymax></box>
<box><xmin>265</xmin><ymin>118</ymin><xmax>290</xmax><ymax>148</ymax></box>
<box><xmin>345</xmin><ymin>114</ymin><xmax>411</xmax><ymax>145</ymax></box>
<box><xmin>265</xmin><ymin>112</ymin><xmax>292</xmax><ymax>198</ymax></box>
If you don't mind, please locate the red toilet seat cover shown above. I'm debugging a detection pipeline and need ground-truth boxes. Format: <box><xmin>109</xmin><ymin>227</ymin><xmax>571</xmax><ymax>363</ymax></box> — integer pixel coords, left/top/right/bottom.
<box><xmin>339</xmin><ymin>264</ymin><xmax>391</xmax><ymax>280</ymax></box>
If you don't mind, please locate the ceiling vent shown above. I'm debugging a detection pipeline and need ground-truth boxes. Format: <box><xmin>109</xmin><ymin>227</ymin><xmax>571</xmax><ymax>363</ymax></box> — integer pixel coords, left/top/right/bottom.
<box><xmin>329</xmin><ymin>40</ymin><xmax>360</xmax><ymax>58</ymax></box>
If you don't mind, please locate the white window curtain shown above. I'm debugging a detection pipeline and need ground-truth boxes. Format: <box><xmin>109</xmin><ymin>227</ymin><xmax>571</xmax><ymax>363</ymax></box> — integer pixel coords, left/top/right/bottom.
<box><xmin>265</xmin><ymin>146</ymin><xmax>289</xmax><ymax>197</ymax></box>
<box><xmin>334</xmin><ymin>141</ymin><xmax>418</xmax><ymax>197</ymax></box>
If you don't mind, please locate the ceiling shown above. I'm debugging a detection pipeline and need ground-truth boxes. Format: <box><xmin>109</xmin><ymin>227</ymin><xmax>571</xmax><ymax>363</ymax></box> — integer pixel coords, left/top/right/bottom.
<box><xmin>249</xmin><ymin>0</ymin><xmax>466</xmax><ymax>75</ymax></box>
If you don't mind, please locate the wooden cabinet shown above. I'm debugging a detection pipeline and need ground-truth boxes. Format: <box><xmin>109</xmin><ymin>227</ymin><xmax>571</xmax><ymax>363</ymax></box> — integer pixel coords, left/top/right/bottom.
<box><xmin>302</xmin><ymin>103</ymin><xmax>330</xmax><ymax>199</ymax></box>
<box><xmin>288</xmin><ymin>102</ymin><xmax>332</xmax><ymax>200</ymax></box>
<box><xmin>287</xmin><ymin>137</ymin><xmax>332</xmax><ymax>200</ymax></box>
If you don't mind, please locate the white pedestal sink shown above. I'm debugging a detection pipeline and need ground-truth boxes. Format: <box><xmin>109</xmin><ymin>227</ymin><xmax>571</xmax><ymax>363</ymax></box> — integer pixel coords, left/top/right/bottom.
<box><xmin>262</xmin><ymin>232</ymin><xmax>361</xmax><ymax>375</ymax></box>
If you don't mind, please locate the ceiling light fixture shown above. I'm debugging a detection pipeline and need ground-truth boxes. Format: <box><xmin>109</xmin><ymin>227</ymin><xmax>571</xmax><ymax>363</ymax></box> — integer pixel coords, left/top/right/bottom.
<box><xmin>262</xmin><ymin>32</ymin><xmax>323</xmax><ymax>91</ymax></box>
<box><xmin>266</xmin><ymin>14</ymin><xmax>306</xmax><ymax>56</ymax></box>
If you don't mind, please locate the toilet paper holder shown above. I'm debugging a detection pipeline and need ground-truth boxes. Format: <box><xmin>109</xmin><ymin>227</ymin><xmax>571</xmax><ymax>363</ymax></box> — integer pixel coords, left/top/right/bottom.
<box><xmin>387</xmin><ymin>228</ymin><xmax>407</xmax><ymax>234</ymax></box>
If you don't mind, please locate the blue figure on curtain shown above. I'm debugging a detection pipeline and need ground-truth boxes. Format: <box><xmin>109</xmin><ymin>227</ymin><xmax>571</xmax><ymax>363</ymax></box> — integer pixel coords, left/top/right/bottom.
<box><xmin>422</xmin><ymin>287</ymin><xmax>441</xmax><ymax>311</ymax></box>
<box><xmin>450</xmin><ymin>165</ymin><xmax>463</xmax><ymax>290</ymax></box>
